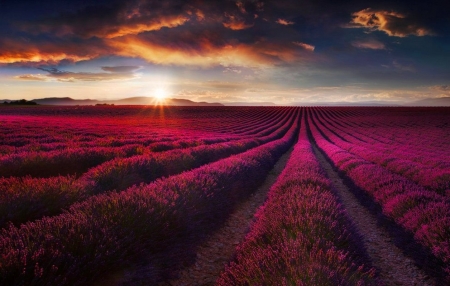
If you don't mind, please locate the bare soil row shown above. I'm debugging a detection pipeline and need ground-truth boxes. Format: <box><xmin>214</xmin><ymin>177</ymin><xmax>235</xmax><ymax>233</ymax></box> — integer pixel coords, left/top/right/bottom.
<box><xmin>311</xmin><ymin>144</ymin><xmax>434</xmax><ymax>286</ymax></box>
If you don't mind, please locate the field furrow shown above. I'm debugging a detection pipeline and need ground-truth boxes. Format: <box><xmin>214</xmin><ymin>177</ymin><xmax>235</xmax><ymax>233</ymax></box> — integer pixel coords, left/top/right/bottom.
<box><xmin>310</xmin><ymin>130</ymin><xmax>433</xmax><ymax>285</ymax></box>
<box><xmin>0</xmin><ymin>106</ymin><xmax>448</xmax><ymax>286</ymax></box>
<box><xmin>312</xmin><ymin>108</ymin><xmax>449</xmax><ymax>193</ymax></box>
<box><xmin>0</xmin><ymin>108</ymin><xmax>300</xmax><ymax>285</ymax></box>
<box><xmin>0</xmin><ymin>108</ymin><xmax>297</xmax><ymax>229</ymax></box>
<box><xmin>308</xmin><ymin>108</ymin><xmax>450</xmax><ymax>283</ymax></box>
<box><xmin>116</xmin><ymin>142</ymin><xmax>296</xmax><ymax>286</ymax></box>
<box><xmin>218</xmin><ymin>112</ymin><xmax>375</xmax><ymax>285</ymax></box>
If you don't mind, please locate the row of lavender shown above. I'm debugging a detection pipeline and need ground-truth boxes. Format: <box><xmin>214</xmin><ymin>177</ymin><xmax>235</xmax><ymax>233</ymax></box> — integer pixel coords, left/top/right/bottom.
<box><xmin>313</xmin><ymin>108</ymin><xmax>449</xmax><ymax>193</ymax></box>
<box><xmin>308</xmin><ymin>108</ymin><xmax>450</xmax><ymax>281</ymax></box>
<box><xmin>0</xmin><ymin>106</ymin><xmax>285</xmax><ymax>152</ymax></box>
<box><xmin>317</xmin><ymin>107</ymin><xmax>448</xmax><ymax>152</ymax></box>
<box><xmin>0</xmin><ymin>107</ymin><xmax>294</xmax><ymax>177</ymax></box>
<box><xmin>0</xmin><ymin>108</ymin><xmax>298</xmax><ymax>229</ymax></box>
<box><xmin>218</xmin><ymin>114</ymin><xmax>375</xmax><ymax>285</ymax></box>
<box><xmin>0</xmin><ymin>109</ymin><xmax>300</xmax><ymax>285</ymax></box>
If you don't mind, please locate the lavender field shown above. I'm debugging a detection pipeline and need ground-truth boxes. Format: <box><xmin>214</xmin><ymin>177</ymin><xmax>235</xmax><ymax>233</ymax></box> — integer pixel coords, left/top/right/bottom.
<box><xmin>0</xmin><ymin>105</ymin><xmax>448</xmax><ymax>285</ymax></box>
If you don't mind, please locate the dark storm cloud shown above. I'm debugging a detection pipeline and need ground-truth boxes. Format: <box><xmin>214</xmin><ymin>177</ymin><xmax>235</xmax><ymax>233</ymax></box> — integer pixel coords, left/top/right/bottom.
<box><xmin>2</xmin><ymin>0</ymin><xmax>285</xmax><ymax>66</ymax></box>
<box><xmin>0</xmin><ymin>0</ymin><xmax>448</xmax><ymax>70</ymax></box>
<box><xmin>19</xmin><ymin>1</ymin><xmax>192</xmax><ymax>39</ymax></box>
<box><xmin>17</xmin><ymin>0</ymin><xmax>267</xmax><ymax>38</ymax></box>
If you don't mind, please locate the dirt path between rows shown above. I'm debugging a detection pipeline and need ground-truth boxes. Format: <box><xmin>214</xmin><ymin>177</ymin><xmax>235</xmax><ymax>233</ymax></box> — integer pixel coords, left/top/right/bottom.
<box><xmin>311</xmin><ymin>143</ymin><xmax>435</xmax><ymax>286</ymax></box>
<box><xmin>98</xmin><ymin>146</ymin><xmax>295</xmax><ymax>286</ymax></box>
<box><xmin>156</xmin><ymin>146</ymin><xmax>294</xmax><ymax>286</ymax></box>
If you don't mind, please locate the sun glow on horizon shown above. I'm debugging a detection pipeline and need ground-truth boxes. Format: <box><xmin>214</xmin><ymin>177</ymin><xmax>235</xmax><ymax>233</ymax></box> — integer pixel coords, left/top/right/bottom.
<box><xmin>154</xmin><ymin>88</ymin><xmax>168</xmax><ymax>101</ymax></box>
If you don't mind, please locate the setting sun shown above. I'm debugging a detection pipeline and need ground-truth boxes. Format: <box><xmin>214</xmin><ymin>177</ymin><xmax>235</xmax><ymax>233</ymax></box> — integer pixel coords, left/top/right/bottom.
<box><xmin>154</xmin><ymin>88</ymin><xmax>168</xmax><ymax>101</ymax></box>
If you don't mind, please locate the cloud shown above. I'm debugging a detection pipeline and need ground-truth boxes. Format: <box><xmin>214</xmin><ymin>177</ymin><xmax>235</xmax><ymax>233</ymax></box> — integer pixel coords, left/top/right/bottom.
<box><xmin>223</xmin><ymin>13</ymin><xmax>254</xmax><ymax>30</ymax></box>
<box><xmin>429</xmin><ymin>85</ymin><xmax>450</xmax><ymax>92</ymax></box>
<box><xmin>2</xmin><ymin>0</ymin><xmax>276</xmax><ymax>66</ymax></box>
<box><xmin>0</xmin><ymin>38</ymin><xmax>110</xmax><ymax>65</ymax></box>
<box><xmin>293</xmin><ymin>42</ymin><xmax>315</xmax><ymax>51</ymax></box>
<box><xmin>392</xmin><ymin>60</ymin><xmax>416</xmax><ymax>72</ymax></box>
<box><xmin>348</xmin><ymin>8</ymin><xmax>434</xmax><ymax>37</ymax></box>
<box><xmin>14</xmin><ymin>66</ymin><xmax>140</xmax><ymax>82</ymax></box>
<box><xmin>236</xmin><ymin>1</ymin><xmax>247</xmax><ymax>14</ymax></box>
<box><xmin>351</xmin><ymin>39</ymin><xmax>385</xmax><ymax>50</ymax></box>
<box><xmin>222</xmin><ymin>21</ymin><xmax>253</xmax><ymax>30</ymax></box>
<box><xmin>0</xmin><ymin>53</ymin><xmax>91</xmax><ymax>65</ymax></box>
<box><xmin>201</xmin><ymin>80</ymin><xmax>247</xmax><ymax>90</ymax></box>
<box><xmin>107</xmin><ymin>34</ymin><xmax>310</xmax><ymax>68</ymax></box>
<box><xmin>223</xmin><ymin>67</ymin><xmax>242</xmax><ymax>74</ymax></box>
<box><xmin>21</xmin><ymin>1</ymin><xmax>266</xmax><ymax>38</ymax></box>
<box><xmin>14</xmin><ymin>74</ymin><xmax>48</xmax><ymax>81</ymax></box>
<box><xmin>427</xmin><ymin>85</ymin><xmax>450</xmax><ymax>98</ymax></box>
<box><xmin>101</xmin><ymin>15</ymin><xmax>190</xmax><ymax>38</ymax></box>
<box><xmin>101</xmin><ymin>66</ymin><xmax>141</xmax><ymax>73</ymax></box>
<box><xmin>23</xmin><ymin>2</ymin><xmax>192</xmax><ymax>39</ymax></box>
<box><xmin>276</xmin><ymin>18</ymin><xmax>294</xmax><ymax>25</ymax></box>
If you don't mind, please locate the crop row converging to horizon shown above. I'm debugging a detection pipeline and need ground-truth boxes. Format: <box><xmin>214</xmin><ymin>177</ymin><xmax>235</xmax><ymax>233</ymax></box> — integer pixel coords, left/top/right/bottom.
<box><xmin>0</xmin><ymin>105</ymin><xmax>448</xmax><ymax>285</ymax></box>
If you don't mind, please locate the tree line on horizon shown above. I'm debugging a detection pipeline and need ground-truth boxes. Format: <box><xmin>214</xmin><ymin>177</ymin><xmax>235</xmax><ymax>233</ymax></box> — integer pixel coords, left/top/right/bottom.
<box><xmin>2</xmin><ymin>99</ymin><xmax>37</xmax><ymax>105</ymax></box>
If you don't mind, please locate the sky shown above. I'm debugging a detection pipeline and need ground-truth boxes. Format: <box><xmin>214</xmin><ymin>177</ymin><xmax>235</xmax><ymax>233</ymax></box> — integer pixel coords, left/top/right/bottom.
<box><xmin>0</xmin><ymin>0</ymin><xmax>449</xmax><ymax>104</ymax></box>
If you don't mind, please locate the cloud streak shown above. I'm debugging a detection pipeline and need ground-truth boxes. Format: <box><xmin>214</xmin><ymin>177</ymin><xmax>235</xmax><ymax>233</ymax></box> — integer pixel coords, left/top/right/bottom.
<box><xmin>14</xmin><ymin>74</ymin><xmax>48</xmax><ymax>81</ymax></box>
<box><xmin>293</xmin><ymin>42</ymin><xmax>315</xmax><ymax>51</ymax></box>
<box><xmin>351</xmin><ymin>39</ymin><xmax>385</xmax><ymax>50</ymax></box>
<box><xmin>15</xmin><ymin>66</ymin><xmax>141</xmax><ymax>82</ymax></box>
<box><xmin>276</xmin><ymin>18</ymin><xmax>294</xmax><ymax>25</ymax></box>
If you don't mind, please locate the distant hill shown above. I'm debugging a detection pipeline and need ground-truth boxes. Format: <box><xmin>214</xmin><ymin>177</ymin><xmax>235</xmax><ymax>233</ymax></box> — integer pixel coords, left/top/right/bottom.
<box><xmin>32</xmin><ymin>97</ymin><xmax>98</xmax><ymax>105</ymax></box>
<box><xmin>407</xmin><ymin>97</ymin><xmax>450</xmax><ymax>106</ymax></box>
<box><xmin>289</xmin><ymin>101</ymin><xmax>402</xmax><ymax>106</ymax></box>
<box><xmin>4</xmin><ymin>97</ymin><xmax>449</xmax><ymax>107</ymax></box>
<box><xmin>224</xmin><ymin>102</ymin><xmax>277</xmax><ymax>106</ymax></box>
<box><xmin>28</xmin><ymin>97</ymin><xmax>223</xmax><ymax>106</ymax></box>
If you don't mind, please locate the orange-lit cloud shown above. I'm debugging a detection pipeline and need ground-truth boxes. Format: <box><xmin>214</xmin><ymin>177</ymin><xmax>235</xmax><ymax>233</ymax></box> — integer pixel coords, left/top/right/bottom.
<box><xmin>293</xmin><ymin>42</ymin><xmax>315</xmax><ymax>51</ymax></box>
<box><xmin>30</xmin><ymin>13</ymin><xmax>190</xmax><ymax>39</ymax></box>
<box><xmin>102</xmin><ymin>15</ymin><xmax>190</xmax><ymax>38</ymax></box>
<box><xmin>276</xmin><ymin>18</ymin><xmax>294</xmax><ymax>25</ymax></box>
<box><xmin>0</xmin><ymin>52</ymin><xmax>92</xmax><ymax>65</ymax></box>
<box><xmin>349</xmin><ymin>8</ymin><xmax>434</xmax><ymax>37</ymax></box>
<box><xmin>236</xmin><ymin>1</ymin><xmax>247</xmax><ymax>14</ymax></box>
<box><xmin>2</xmin><ymin>25</ymin><xmax>309</xmax><ymax>67</ymax></box>
<box><xmin>193</xmin><ymin>9</ymin><xmax>205</xmax><ymax>21</ymax></box>
<box><xmin>223</xmin><ymin>13</ymin><xmax>254</xmax><ymax>30</ymax></box>
<box><xmin>0</xmin><ymin>38</ymin><xmax>109</xmax><ymax>65</ymax></box>
<box><xmin>352</xmin><ymin>39</ymin><xmax>385</xmax><ymax>49</ymax></box>
<box><xmin>107</xmin><ymin>35</ymin><xmax>307</xmax><ymax>68</ymax></box>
